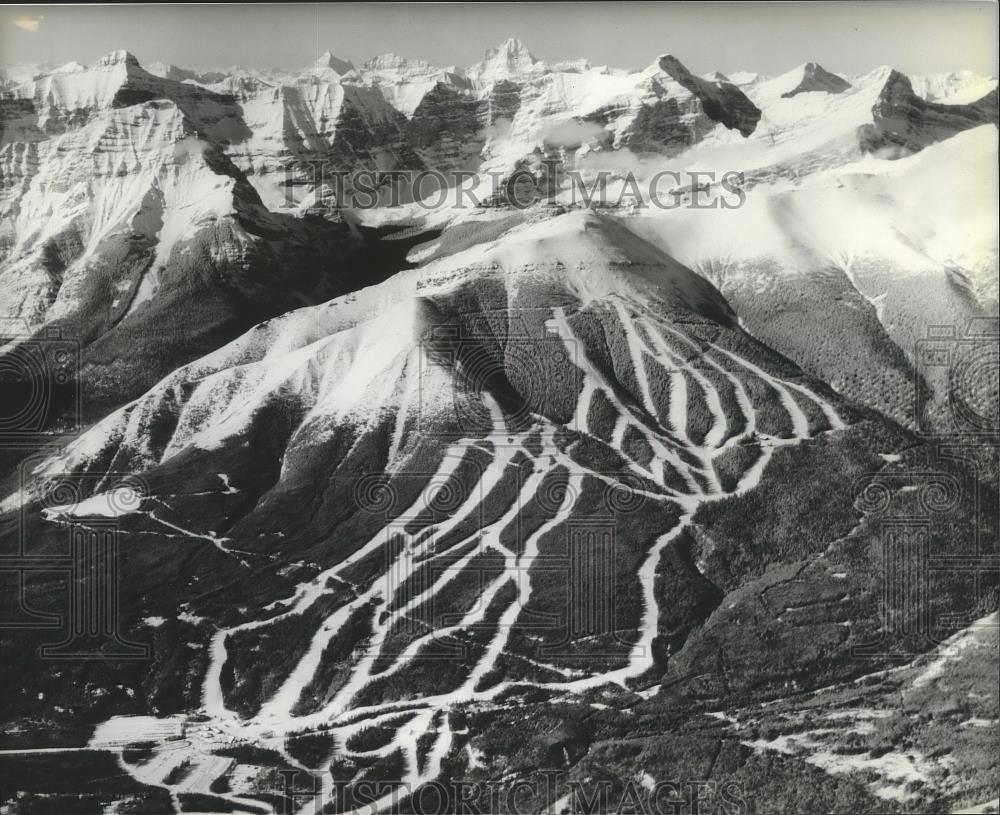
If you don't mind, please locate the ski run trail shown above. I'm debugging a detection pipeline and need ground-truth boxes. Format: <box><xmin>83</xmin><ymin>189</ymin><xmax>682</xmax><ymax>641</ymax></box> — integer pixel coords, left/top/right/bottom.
<box><xmin>97</xmin><ymin>294</ymin><xmax>848</xmax><ymax>814</ymax></box>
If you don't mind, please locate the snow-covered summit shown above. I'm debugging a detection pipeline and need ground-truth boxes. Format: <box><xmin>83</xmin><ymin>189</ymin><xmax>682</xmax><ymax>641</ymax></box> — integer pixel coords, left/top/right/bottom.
<box><xmin>312</xmin><ymin>50</ymin><xmax>355</xmax><ymax>76</ymax></box>
<box><xmin>52</xmin><ymin>61</ymin><xmax>87</xmax><ymax>75</ymax></box>
<box><xmin>910</xmin><ymin>69</ymin><xmax>999</xmax><ymax>105</ymax></box>
<box><xmin>352</xmin><ymin>52</ymin><xmax>470</xmax><ymax>117</ymax></box>
<box><xmin>467</xmin><ymin>38</ymin><xmax>544</xmax><ymax>85</ymax></box>
<box><xmin>362</xmin><ymin>53</ymin><xmax>436</xmax><ymax>73</ymax></box>
<box><xmin>94</xmin><ymin>49</ymin><xmax>141</xmax><ymax>68</ymax></box>
<box><xmin>779</xmin><ymin>62</ymin><xmax>851</xmax><ymax>97</ymax></box>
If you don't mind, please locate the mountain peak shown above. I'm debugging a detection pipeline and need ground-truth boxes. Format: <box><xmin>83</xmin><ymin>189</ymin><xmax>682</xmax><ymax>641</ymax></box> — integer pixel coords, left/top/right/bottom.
<box><xmin>362</xmin><ymin>53</ymin><xmax>435</xmax><ymax>73</ymax></box>
<box><xmin>94</xmin><ymin>50</ymin><xmax>141</xmax><ymax>69</ymax></box>
<box><xmin>657</xmin><ymin>54</ymin><xmax>696</xmax><ymax>83</ymax></box>
<box><xmin>313</xmin><ymin>50</ymin><xmax>354</xmax><ymax>75</ymax></box>
<box><xmin>53</xmin><ymin>61</ymin><xmax>87</xmax><ymax>75</ymax></box>
<box><xmin>479</xmin><ymin>38</ymin><xmax>539</xmax><ymax>73</ymax></box>
<box><xmin>468</xmin><ymin>38</ymin><xmax>541</xmax><ymax>83</ymax></box>
<box><xmin>485</xmin><ymin>38</ymin><xmax>537</xmax><ymax>63</ymax></box>
<box><xmin>780</xmin><ymin>61</ymin><xmax>851</xmax><ymax>97</ymax></box>
<box><xmin>656</xmin><ymin>54</ymin><xmax>762</xmax><ymax>136</ymax></box>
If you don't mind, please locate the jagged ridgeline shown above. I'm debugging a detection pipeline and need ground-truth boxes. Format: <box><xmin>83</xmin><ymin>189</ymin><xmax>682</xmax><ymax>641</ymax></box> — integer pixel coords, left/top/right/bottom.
<box><xmin>1</xmin><ymin>45</ymin><xmax>994</xmax><ymax>434</ymax></box>
<box><xmin>0</xmin><ymin>39</ymin><xmax>997</xmax><ymax>815</ymax></box>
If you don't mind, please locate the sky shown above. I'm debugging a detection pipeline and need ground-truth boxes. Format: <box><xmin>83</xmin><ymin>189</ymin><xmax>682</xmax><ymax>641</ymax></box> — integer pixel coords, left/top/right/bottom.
<box><xmin>3</xmin><ymin>2</ymin><xmax>998</xmax><ymax>78</ymax></box>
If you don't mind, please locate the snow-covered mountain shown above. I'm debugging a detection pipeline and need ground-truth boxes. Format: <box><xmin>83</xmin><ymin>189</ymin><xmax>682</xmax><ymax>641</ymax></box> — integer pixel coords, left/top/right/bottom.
<box><xmin>0</xmin><ymin>49</ymin><xmax>441</xmax><ymax>422</ymax></box>
<box><xmin>3</xmin><ymin>203</ymin><xmax>994</xmax><ymax>815</ymax></box>
<box><xmin>0</xmin><ymin>39</ymin><xmax>997</xmax><ymax>815</ymax></box>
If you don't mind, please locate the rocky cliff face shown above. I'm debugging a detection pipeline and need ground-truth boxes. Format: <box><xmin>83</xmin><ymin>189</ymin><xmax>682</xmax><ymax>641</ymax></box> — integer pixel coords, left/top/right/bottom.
<box><xmin>0</xmin><ymin>50</ymin><xmax>390</xmax><ymax>423</ymax></box>
<box><xmin>466</xmin><ymin>37</ymin><xmax>544</xmax><ymax>86</ymax></box>
<box><xmin>859</xmin><ymin>69</ymin><xmax>998</xmax><ymax>153</ymax></box>
<box><xmin>407</xmin><ymin>83</ymin><xmax>484</xmax><ymax>171</ymax></box>
<box><xmin>658</xmin><ymin>54</ymin><xmax>762</xmax><ymax>136</ymax></box>
<box><xmin>351</xmin><ymin>53</ymin><xmax>470</xmax><ymax>118</ymax></box>
<box><xmin>15</xmin><ymin>42</ymin><xmax>991</xmax><ymax>221</ymax></box>
<box><xmin>206</xmin><ymin>68</ymin><xmax>420</xmax><ymax>208</ymax></box>
<box><xmin>2</xmin><ymin>46</ymin><xmax>996</xmax><ymax>392</ymax></box>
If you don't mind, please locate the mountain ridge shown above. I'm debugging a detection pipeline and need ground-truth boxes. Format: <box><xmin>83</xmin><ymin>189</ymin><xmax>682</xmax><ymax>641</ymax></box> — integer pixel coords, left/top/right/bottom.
<box><xmin>0</xmin><ymin>37</ymin><xmax>997</xmax><ymax>815</ymax></box>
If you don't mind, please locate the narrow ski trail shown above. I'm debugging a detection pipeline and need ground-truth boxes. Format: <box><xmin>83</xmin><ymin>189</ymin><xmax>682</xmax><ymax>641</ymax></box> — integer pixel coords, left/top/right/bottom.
<box><xmin>109</xmin><ymin>300</ymin><xmax>848</xmax><ymax>814</ymax></box>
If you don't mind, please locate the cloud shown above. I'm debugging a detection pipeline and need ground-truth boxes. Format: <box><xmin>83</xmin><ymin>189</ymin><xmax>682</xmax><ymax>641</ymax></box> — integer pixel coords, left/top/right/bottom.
<box><xmin>576</xmin><ymin>147</ymin><xmax>647</xmax><ymax>173</ymax></box>
<box><xmin>540</xmin><ymin>119</ymin><xmax>608</xmax><ymax>148</ymax></box>
<box><xmin>483</xmin><ymin>117</ymin><xmax>513</xmax><ymax>140</ymax></box>
<box><xmin>13</xmin><ymin>15</ymin><xmax>43</xmax><ymax>33</ymax></box>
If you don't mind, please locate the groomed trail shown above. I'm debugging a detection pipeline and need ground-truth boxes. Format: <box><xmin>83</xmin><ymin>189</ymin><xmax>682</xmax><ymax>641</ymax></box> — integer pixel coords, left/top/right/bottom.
<box><xmin>102</xmin><ymin>287</ymin><xmax>847</xmax><ymax>814</ymax></box>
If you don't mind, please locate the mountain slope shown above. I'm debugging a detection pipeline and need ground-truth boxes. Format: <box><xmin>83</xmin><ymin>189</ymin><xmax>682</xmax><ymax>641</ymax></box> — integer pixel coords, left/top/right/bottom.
<box><xmin>619</xmin><ymin>125</ymin><xmax>998</xmax><ymax>429</ymax></box>
<box><xmin>0</xmin><ymin>51</ymin><xmax>442</xmax><ymax>446</ymax></box>
<box><xmin>1</xmin><ymin>209</ymin><xmax>992</xmax><ymax>814</ymax></box>
<box><xmin>0</xmin><ymin>41</ymin><xmax>997</xmax><ymax>815</ymax></box>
